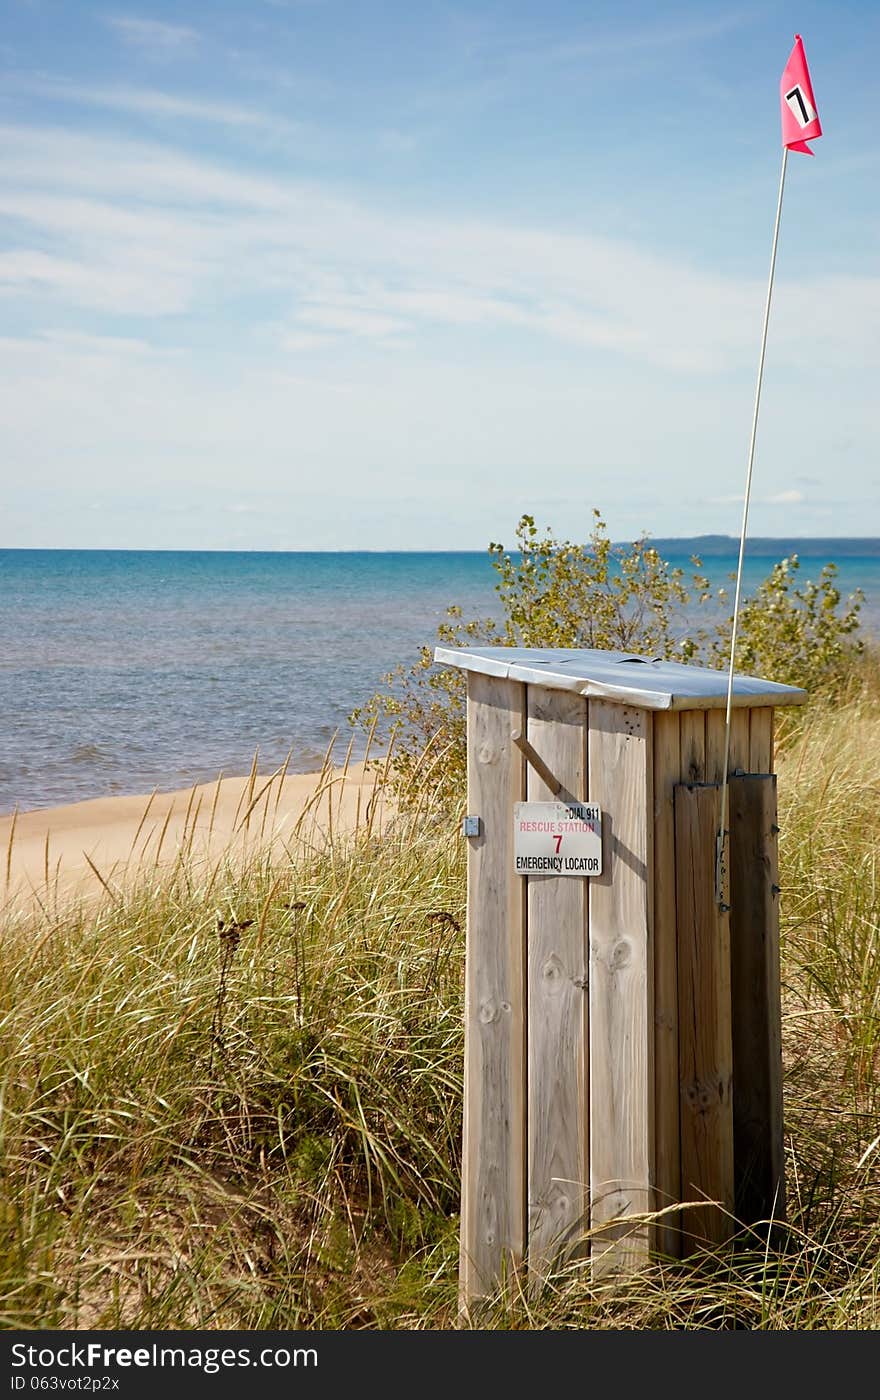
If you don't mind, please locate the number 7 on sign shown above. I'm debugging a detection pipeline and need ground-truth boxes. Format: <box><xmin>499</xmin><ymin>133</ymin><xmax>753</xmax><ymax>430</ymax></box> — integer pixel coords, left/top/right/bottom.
<box><xmin>553</xmin><ymin>834</ymin><xmax>563</xmax><ymax>854</ymax></box>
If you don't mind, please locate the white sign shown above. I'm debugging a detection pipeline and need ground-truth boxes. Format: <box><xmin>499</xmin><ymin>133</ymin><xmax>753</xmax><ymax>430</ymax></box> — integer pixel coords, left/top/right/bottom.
<box><xmin>784</xmin><ymin>83</ymin><xmax>817</xmax><ymax>128</ymax></box>
<box><xmin>513</xmin><ymin>801</ymin><xmax>603</xmax><ymax>877</ymax></box>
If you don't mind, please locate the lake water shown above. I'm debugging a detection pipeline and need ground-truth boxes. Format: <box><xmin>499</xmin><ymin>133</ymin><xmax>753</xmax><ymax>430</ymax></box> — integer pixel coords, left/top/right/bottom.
<box><xmin>1</xmin><ymin>546</ymin><xmax>877</xmax><ymax>813</ymax></box>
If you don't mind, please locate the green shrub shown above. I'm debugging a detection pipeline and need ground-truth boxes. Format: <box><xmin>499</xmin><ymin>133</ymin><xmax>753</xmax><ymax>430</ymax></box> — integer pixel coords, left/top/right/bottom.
<box><xmin>486</xmin><ymin>510</ymin><xmax>705</xmax><ymax>657</ymax></box>
<box><xmin>351</xmin><ymin>512</ymin><xmax>865</xmax><ymax>807</ymax></box>
<box><xmin>707</xmin><ymin>554</ymin><xmax>864</xmax><ymax>697</ymax></box>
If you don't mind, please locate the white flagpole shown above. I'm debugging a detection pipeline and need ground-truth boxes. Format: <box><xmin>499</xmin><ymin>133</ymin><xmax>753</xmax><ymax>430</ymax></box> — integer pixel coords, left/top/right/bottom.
<box><xmin>715</xmin><ymin>145</ymin><xmax>789</xmax><ymax>906</ymax></box>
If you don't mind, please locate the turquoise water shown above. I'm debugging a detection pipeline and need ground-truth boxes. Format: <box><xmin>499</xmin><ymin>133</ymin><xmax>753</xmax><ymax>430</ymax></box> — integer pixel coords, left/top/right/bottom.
<box><xmin>1</xmin><ymin>547</ymin><xmax>877</xmax><ymax>813</ymax></box>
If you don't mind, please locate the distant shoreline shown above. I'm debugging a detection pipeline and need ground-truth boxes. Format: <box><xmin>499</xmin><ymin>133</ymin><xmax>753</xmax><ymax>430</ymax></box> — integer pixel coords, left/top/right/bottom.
<box><xmin>1</xmin><ymin>538</ymin><xmax>880</xmax><ymax>558</ymax></box>
<box><xmin>628</xmin><ymin>536</ymin><xmax>880</xmax><ymax>558</ymax></box>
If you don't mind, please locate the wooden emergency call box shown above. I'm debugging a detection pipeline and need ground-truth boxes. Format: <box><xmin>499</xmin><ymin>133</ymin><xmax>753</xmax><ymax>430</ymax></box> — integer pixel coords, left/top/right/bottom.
<box><xmin>433</xmin><ymin>645</ymin><xmax>807</xmax><ymax>1306</ymax></box>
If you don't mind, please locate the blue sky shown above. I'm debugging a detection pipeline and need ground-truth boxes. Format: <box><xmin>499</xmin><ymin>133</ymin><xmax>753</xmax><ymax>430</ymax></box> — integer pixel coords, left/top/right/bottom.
<box><xmin>1</xmin><ymin>0</ymin><xmax>878</xmax><ymax>549</ymax></box>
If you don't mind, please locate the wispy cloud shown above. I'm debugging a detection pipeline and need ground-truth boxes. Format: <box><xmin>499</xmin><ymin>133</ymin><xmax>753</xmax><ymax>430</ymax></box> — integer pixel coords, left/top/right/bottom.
<box><xmin>377</xmin><ymin>129</ymin><xmax>418</xmax><ymax>155</ymax></box>
<box><xmin>426</xmin><ymin>7</ymin><xmax>755</xmax><ymax>118</ymax></box>
<box><xmin>18</xmin><ymin>79</ymin><xmax>277</xmax><ymax>129</ymax></box>
<box><xmin>38</xmin><ymin>329</ymin><xmax>179</xmax><ymax>358</ymax></box>
<box><xmin>298</xmin><ymin>304</ymin><xmax>408</xmax><ymax>342</ymax></box>
<box><xmin>105</xmin><ymin>16</ymin><xmax>199</xmax><ymax>53</ymax></box>
<box><xmin>765</xmin><ymin>489</ymin><xmax>805</xmax><ymax>506</ymax></box>
<box><xmin>279</xmin><ymin>331</ymin><xmax>336</xmax><ymax>353</ymax></box>
<box><xmin>480</xmin><ymin>9</ymin><xmax>753</xmax><ymax>68</ymax></box>
<box><xmin>0</xmin><ymin>246</ymin><xmax>189</xmax><ymax>315</ymax></box>
<box><xmin>420</xmin><ymin>10</ymin><xmax>779</xmax><ymax>159</ymax></box>
<box><xmin>711</xmin><ymin>489</ymin><xmax>810</xmax><ymax>508</ymax></box>
<box><xmin>0</xmin><ymin>123</ymin><xmax>877</xmax><ymax>379</ymax></box>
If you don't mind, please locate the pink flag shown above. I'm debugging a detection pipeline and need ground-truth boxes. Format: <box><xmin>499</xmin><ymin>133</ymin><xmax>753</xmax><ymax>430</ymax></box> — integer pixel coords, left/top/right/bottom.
<box><xmin>780</xmin><ymin>34</ymin><xmax>822</xmax><ymax>155</ymax></box>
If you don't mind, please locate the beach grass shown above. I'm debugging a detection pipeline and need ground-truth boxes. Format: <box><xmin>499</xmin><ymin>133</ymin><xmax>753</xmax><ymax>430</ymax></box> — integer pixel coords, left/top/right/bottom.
<box><xmin>1</xmin><ymin>657</ymin><xmax>878</xmax><ymax>1329</ymax></box>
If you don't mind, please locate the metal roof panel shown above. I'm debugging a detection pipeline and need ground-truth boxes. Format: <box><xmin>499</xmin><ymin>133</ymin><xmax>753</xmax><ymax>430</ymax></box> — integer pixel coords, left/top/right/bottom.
<box><xmin>432</xmin><ymin>646</ymin><xmax>807</xmax><ymax>710</ymax></box>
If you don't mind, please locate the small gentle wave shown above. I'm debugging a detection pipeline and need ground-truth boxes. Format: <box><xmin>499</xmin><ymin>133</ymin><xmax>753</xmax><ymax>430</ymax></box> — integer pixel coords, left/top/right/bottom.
<box><xmin>70</xmin><ymin>743</ymin><xmax>115</xmax><ymax>765</ymax></box>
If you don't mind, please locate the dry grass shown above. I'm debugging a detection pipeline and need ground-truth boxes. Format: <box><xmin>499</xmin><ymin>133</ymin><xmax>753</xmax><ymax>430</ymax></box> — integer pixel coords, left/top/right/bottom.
<box><xmin>1</xmin><ymin>658</ymin><xmax>878</xmax><ymax>1329</ymax></box>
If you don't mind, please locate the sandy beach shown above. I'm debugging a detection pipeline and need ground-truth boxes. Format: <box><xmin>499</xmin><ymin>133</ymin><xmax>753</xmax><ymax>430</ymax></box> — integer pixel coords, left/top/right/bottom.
<box><xmin>1</xmin><ymin>760</ymin><xmax>392</xmax><ymax>915</ymax></box>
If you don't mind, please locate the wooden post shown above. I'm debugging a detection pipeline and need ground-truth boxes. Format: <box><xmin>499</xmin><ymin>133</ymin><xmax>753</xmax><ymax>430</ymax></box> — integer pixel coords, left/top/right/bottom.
<box><xmin>460</xmin><ymin>673</ymin><xmax>527</xmax><ymax>1308</ymax></box>
<box><xmin>526</xmin><ymin>687</ymin><xmax>589</xmax><ymax>1285</ymax></box>
<box><xmin>729</xmin><ymin>773</ymin><xmax>785</xmax><ymax>1230</ymax></box>
<box><xmin>674</xmin><ymin>782</ymin><xmax>734</xmax><ymax>1251</ymax></box>
<box><xmin>652</xmin><ymin>710</ymin><xmax>681</xmax><ymax>1258</ymax></box>
<box><xmin>450</xmin><ymin>646</ymin><xmax>793</xmax><ymax>1299</ymax></box>
<box><xmin>588</xmin><ymin>701</ymin><xmax>654</xmax><ymax>1271</ymax></box>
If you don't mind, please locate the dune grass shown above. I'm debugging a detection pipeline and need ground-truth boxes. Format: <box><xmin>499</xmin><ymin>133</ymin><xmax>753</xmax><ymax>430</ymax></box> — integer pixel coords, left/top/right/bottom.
<box><xmin>1</xmin><ymin>660</ymin><xmax>878</xmax><ymax>1330</ymax></box>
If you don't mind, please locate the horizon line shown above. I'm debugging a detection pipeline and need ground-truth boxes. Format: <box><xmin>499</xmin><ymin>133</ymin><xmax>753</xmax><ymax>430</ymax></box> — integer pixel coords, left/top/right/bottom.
<box><xmin>1</xmin><ymin>536</ymin><xmax>880</xmax><ymax>556</ymax></box>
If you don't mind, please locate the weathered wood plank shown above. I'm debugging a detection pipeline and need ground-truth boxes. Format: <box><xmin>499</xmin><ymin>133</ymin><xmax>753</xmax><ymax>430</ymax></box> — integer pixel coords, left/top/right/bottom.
<box><xmin>705</xmin><ymin>710</ymin><xmax>732</xmax><ymax>908</ymax></box>
<box><xmin>680</xmin><ymin>711</ymin><xmax>706</xmax><ymax>783</ymax></box>
<box><xmin>652</xmin><ymin>710</ymin><xmax>681</xmax><ymax>1259</ymax></box>
<box><xmin>705</xmin><ymin>709</ymin><xmax>727</xmax><ymax>783</ymax></box>
<box><xmin>460</xmin><ymin>673</ymin><xmax>527</xmax><ymax>1308</ymax></box>
<box><xmin>749</xmin><ymin>708</ymin><xmax>774</xmax><ymax>775</ymax></box>
<box><xmin>728</xmin><ymin>709</ymin><xmax>750</xmax><ymax>775</ymax></box>
<box><xmin>588</xmin><ymin>701</ymin><xmax>654</xmax><ymax>1271</ymax></box>
<box><xmin>674</xmin><ymin>782</ymin><xmax>734</xmax><ymax>1251</ymax></box>
<box><xmin>729</xmin><ymin>774</ymin><xmax>785</xmax><ymax>1231</ymax></box>
<box><xmin>526</xmin><ymin>686</ymin><xmax>589</xmax><ymax>1284</ymax></box>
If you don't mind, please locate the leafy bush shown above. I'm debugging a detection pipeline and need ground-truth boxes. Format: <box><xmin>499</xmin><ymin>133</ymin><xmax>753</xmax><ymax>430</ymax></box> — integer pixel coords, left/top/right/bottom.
<box><xmin>351</xmin><ymin>512</ymin><xmax>865</xmax><ymax>807</ymax></box>
<box><xmin>706</xmin><ymin>554</ymin><xmax>864</xmax><ymax>696</ymax></box>
<box><xmin>486</xmin><ymin>510</ymin><xmax>707</xmax><ymax>657</ymax></box>
<box><xmin>351</xmin><ymin>512</ymin><xmax>709</xmax><ymax>805</ymax></box>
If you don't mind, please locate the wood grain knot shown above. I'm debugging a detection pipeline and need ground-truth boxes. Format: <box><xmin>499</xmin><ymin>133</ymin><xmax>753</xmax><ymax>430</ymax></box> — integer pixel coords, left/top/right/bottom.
<box><xmin>478</xmin><ymin>998</ymin><xmax>501</xmax><ymax>1024</ymax></box>
<box><xmin>610</xmin><ymin>939</ymin><xmax>632</xmax><ymax>971</ymax></box>
<box><xmin>476</xmin><ymin>742</ymin><xmax>498</xmax><ymax>765</ymax></box>
<box><xmin>541</xmin><ymin>954</ymin><xmax>565</xmax><ymax>992</ymax></box>
<box><xmin>683</xmin><ymin>1075</ymin><xmax>730</xmax><ymax>1115</ymax></box>
<box><xmin>603</xmin><ymin>1190</ymin><xmax>631</xmax><ymax>1218</ymax></box>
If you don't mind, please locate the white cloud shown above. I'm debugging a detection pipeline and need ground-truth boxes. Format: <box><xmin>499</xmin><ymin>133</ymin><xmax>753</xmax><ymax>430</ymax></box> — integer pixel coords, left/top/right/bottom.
<box><xmin>484</xmin><ymin>10</ymin><xmax>751</xmax><ymax>68</ymax></box>
<box><xmin>0</xmin><ymin>124</ymin><xmax>877</xmax><ymax>544</ymax></box>
<box><xmin>298</xmin><ymin>304</ymin><xmax>408</xmax><ymax>341</ymax></box>
<box><xmin>0</xmin><ymin>126</ymin><xmax>290</xmax><ymax>210</ymax></box>
<box><xmin>280</xmin><ymin>331</ymin><xmax>337</xmax><ymax>353</ymax></box>
<box><xmin>20</xmin><ymin>80</ymin><xmax>275</xmax><ymax>129</ymax></box>
<box><xmin>1</xmin><ymin>319</ymin><xmax>875</xmax><ymax>546</ymax></box>
<box><xmin>0</xmin><ymin>246</ymin><xmax>192</xmax><ymax>314</ymax></box>
<box><xmin>0</xmin><ymin>233</ymin><xmax>199</xmax><ymax>315</ymax></box>
<box><xmin>36</xmin><ymin>329</ymin><xmax>180</xmax><ymax>358</ymax></box>
<box><xmin>105</xmin><ymin>16</ymin><xmax>199</xmax><ymax>52</ymax></box>
<box><xmin>764</xmin><ymin>489</ymin><xmax>805</xmax><ymax>506</ymax></box>
<box><xmin>1</xmin><ymin>123</ymin><xmax>877</xmax><ymax>381</ymax></box>
<box><xmin>772</xmin><ymin>277</ymin><xmax>880</xmax><ymax>370</ymax></box>
<box><xmin>377</xmin><ymin>129</ymin><xmax>418</xmax><ymax>154</ymax></box>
